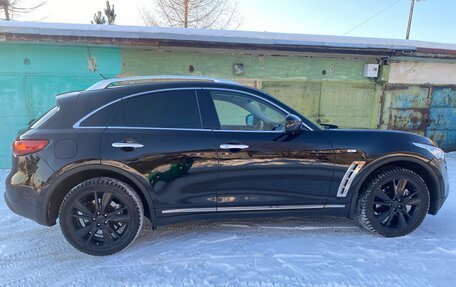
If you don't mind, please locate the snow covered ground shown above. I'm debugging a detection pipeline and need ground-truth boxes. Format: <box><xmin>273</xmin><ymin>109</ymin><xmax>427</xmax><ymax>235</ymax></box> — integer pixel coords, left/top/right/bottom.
<box><xmin>1</xmin><ymin>155</ymin><xmax>455</xmax><ymax>287</ymax></box>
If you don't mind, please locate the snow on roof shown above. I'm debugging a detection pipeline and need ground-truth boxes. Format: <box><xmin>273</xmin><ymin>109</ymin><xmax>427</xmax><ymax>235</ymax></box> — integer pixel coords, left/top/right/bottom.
<box><xmin>1</xmin><ymin>21</ymin><xmax>456</xmax><ymax>53</ymax></box>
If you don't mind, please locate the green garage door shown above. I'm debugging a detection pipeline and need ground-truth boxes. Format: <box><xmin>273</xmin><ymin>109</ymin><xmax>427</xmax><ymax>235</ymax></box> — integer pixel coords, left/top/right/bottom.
<box><xmin>262</xmin><ymin>80</ymin><xmax>377</xmax><ymax>128</ymax></box>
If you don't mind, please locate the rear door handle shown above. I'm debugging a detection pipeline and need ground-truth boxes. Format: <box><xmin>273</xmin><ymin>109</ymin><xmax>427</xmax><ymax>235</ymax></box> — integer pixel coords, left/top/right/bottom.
<box><xmin>219</xmin><ymin>144</ymin><xmax>249</xmax><ymax>150</ymax></box>
<box><xmin>112</xmin><ymin>142</ymin><xmax>144</xmax><ymax>149</ymax></box>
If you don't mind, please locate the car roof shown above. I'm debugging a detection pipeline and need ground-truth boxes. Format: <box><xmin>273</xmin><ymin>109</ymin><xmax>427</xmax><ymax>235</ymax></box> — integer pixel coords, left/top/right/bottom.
<box><xmin>79</xmin><ymin>81</ymin><xmax>255</xmax><ymax>100</ymax></box>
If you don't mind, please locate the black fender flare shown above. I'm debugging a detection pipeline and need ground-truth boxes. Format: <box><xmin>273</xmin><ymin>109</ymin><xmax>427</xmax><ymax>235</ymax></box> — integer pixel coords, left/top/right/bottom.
<box><xmin>347</xmin><ymin>154</ymin><xmax>442</xmax><ymax>219</ymax></box>
<box><xmin>41</xmin><ymin>163</ymin><xmax>157</xmax><ymax>225</ymax></box>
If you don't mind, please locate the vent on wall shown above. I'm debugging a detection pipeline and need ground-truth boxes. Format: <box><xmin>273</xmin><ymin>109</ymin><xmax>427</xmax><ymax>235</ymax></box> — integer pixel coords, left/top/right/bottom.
<box><xmin>337</xmin><ymin>161</ymin><xmax>366</xmax><ymax>197</ymax></box>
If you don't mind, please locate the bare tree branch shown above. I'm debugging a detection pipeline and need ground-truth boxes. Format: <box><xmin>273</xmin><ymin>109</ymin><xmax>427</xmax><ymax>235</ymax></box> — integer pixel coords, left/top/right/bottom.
<box><xmin>141</xmin><ymin>0</ymin><xmax>242</xmax><ymax>30</ymax></box>
<box><xmin>0</xmin><ymin>0</ymin><xmax>46</xmax><ymax>20</ymax></box>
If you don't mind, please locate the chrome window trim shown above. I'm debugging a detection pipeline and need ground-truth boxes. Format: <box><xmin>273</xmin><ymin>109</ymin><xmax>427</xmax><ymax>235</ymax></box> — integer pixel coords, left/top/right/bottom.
<box><xmin>73</xmin><ymin>98</ymin><xmax>122</xmax><ymax>129</ymax></box>
<box><xmin>74</xmin><ymin>87</ymin><xmax>200</xmax><ymax>129</ymax></box>
<box><xmin>83</xmin><ymin>126</ymin><xmax>281</xmax><ymax>133</ymax></box>
<box><xmin>74</xmin><ymin>86</ymin><xmax>314</xmax><ymax>132</ymax></box>
<box><xmin>161</xmin><ymin>204</ymin><xmax>345</xmax><ymax>214</ymax></box>
<box><xmin>215</xmin><ymin>129</ymin><xmax>283</xmax><ymax>134</ymax></box>
<box><xmin>120</xmin><ymin>87</ymin><xmax>199</xmax><ymax>100</ymax></box>
<box><xmin>86</xmin><ymin>75</ymin><xmax>241</xmax><ymax>91</ymax></box>
<box><xmin>204</xmin><ymin>87</ymin><xmax>314</xmax><ymax>131</ymax></box>
<box><xmin>107</xmin><ymin>126</ymin><xmax>212</xmax><ymax>132</ymax></box>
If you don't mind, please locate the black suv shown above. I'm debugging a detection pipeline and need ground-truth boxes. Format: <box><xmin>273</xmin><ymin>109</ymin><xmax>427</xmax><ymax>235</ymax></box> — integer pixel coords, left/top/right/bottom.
<box><xmin>5</xmin><ymin>76</ymin><xmax>449</xmax><ymax>255</ymax></box>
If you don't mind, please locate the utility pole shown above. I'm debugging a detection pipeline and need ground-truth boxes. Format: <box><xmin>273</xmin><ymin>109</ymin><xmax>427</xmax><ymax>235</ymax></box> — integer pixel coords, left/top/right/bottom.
<box><xmin>406</xmin><ymin>0</ymin><xmax>415</xmax><ymax>40</ymax></box>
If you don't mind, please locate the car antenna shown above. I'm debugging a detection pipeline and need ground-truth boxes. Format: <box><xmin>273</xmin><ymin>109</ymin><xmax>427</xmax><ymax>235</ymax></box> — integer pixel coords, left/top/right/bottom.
<box><xmin>98</xmin><ymin>73</ymin><xmax>107</xmax><ymax>80</ymax></box>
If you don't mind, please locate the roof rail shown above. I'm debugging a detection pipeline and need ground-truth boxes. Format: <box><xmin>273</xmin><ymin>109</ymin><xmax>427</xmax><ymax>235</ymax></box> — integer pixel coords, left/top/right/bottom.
<box><xmin>86</xmin><ymin>75</ymin><xmax>240</xmax><ymax>91</ymax></box>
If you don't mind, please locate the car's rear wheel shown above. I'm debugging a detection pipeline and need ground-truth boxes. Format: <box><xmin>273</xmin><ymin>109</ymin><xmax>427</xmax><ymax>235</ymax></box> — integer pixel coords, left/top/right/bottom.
<box><xmin>356</xmin><ymin>167</ymin><xmax>430</xmax><ymax>237</ymax></box>
<box><xmin>59</xmin><ymin>177</ymin><xmax>143</xmax><ymax>256</ymax></box>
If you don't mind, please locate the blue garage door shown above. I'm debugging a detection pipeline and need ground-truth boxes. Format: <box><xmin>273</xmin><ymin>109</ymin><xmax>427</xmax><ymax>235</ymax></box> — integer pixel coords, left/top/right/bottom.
<box><xmin>426</xmin><ymin>87</ymin><xmax>456</xmax><ymax>151</ymax></box>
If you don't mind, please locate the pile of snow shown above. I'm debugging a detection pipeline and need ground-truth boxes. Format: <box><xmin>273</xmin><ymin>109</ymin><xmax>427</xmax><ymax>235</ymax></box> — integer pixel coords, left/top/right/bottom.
<box><xmin>0</xmin><ymin>156</ymin><xmax>455</xmax><ymax>286</ymax></box>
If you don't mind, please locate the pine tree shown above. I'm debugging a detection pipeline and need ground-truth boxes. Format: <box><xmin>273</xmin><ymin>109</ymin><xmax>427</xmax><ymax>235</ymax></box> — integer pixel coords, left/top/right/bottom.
<box><xmin>104</xmin><ymin>1</ymin><xmax>116</xmax><ymax>25</ymax></box>
<box><xmin>91</xmin><ymin>11</ymin><xmax>106</xmax><ymax>24</ymax></box>
<box><xmin>91</xmin><ymin>1</ymin><xmax>116</xmax><ymax>25</ymax></box>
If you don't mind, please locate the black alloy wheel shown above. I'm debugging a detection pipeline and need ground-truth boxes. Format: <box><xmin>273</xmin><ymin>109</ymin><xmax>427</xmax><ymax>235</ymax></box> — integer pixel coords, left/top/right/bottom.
<box><xmin>59</xmin><ymin>177</ymin><xmax>143</xmax><ymax>256</ymax></box>
<box><xmin>357</xmin><ymin>167</ymin><xmax>430</xmax><ymax>237</ymax></box>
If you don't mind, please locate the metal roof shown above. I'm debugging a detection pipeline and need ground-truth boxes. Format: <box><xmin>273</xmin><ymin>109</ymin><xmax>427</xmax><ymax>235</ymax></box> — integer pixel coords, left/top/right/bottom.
<box><xmin>1</xmin><ymin>21</ymin><xmax>456</xmax><ymax>54</ymax></box>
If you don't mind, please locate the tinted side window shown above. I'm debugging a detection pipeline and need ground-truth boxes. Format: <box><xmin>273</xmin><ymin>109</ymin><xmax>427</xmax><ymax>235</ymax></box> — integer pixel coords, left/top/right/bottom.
<box><xmin>110</xmin><ymin>90</ymin><xmax>202</xmax><ymax>129</ymax></box>
<box><xmin>209</xmin><ymin>90</ymin><xmax>286</xmax><ymax>131</ymax></box>
<box><xmin>80</xmin><ymin>103</ymin><xmax>117</xmax><ymax>127</ymax></box>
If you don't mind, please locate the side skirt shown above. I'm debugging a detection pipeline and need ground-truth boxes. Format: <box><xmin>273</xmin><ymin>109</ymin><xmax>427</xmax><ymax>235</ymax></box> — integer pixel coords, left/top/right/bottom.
<box><xmin>161</xmin><ymin>204</ymin><xmax>345</xmax><ymax>214</ymax></box>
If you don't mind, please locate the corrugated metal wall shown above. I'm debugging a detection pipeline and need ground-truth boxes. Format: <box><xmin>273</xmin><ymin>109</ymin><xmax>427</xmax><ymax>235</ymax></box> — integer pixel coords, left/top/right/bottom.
<box><xmin>379</xmin><ymin>84</ymin><xmax>456</xmax><ymax>149</ymax></box>
<box><xmin>427</xmin><ymin>87</ymin><xmax>456</xmax><ymax>150</ymax></box>
<box><xmin>379</xmin><ymin>85</ymin><xmax>431</xmax><ymax>135</ymax></box>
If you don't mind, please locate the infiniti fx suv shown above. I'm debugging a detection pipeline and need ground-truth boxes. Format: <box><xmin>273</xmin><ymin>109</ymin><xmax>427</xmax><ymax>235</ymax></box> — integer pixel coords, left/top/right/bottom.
<box><xmin>5</xmin><ymin>76</ymin><xmax>449</xmax><ymax>255</ymax></box>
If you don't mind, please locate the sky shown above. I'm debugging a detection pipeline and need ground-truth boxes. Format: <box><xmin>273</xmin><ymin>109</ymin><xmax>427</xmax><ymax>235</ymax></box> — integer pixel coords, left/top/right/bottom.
<box><xmin>12</xmin><ymin>0</ymin><xmax>456</xmax><ymax>44</ymax></box>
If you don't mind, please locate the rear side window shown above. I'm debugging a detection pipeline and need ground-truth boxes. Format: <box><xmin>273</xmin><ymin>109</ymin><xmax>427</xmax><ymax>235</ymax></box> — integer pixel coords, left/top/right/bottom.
<box><xmin>80</xmin><ymin>103</ymin><xmax>117</xmax><ymax>127</ymax></box>
<box><xmin>110</xmin><ymin>90</ymin><xmax>202</xmax><ymax>129</ymax></box>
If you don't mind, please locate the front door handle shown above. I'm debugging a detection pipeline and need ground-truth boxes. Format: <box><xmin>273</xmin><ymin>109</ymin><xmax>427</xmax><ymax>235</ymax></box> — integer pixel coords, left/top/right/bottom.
<box><xmin>112</xmin><ymin>142</ymin><xmax>144</xmax><ymax>149</ymax></box>
<box><xmin>219</xmin><ymin>144</ymin><xmax>249</xmax><ymax>150</ymax></box>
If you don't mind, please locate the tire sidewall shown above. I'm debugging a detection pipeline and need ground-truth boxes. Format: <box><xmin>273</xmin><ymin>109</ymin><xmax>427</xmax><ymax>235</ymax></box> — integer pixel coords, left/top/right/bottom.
<box><xmin>59</xmin><ymin>178</ymin><xmax>142</xmax><ymax>256</ymax></box>
<box><xmin>364</xmin><ymin>170</ymin><xmax>430</xmax><ymax>237</ymax></box>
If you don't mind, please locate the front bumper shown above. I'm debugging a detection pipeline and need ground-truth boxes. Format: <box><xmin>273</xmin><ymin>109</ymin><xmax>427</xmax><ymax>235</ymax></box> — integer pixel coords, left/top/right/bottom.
<box><xmin>428</xmin><ymin>157</ymin><xmax>449</xmax><ymax>214</ymax></box>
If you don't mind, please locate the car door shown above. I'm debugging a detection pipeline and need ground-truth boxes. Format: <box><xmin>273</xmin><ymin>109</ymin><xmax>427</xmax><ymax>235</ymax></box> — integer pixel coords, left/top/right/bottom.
<box><xmin>101</xmin><ymin>88</ymin><xmax>218</xmax><ymax>217</ymax></box>
<box><xmin>203</xmin><ymin>88</ymin><xmax>334</xmax><ymax>212</ymax></box>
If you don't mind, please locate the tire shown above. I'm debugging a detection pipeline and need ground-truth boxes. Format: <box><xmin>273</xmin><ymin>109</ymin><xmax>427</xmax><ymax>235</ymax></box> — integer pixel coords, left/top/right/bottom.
<box><xmin>59</xmin><ymin>177</ymin><xmax>144</xmax><ymax>256</ymax></box>
<box><xmin>356</xmin><ymin>167</ymin><xmax>430</xmax><ymax>237</ymax></box>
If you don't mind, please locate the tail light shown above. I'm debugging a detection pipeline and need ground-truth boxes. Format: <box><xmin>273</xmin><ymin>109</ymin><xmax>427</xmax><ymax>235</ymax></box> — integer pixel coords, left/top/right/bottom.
<box><xmin>13</xmin><ymin>139</ymin><xmax>49</xmax><ymax>156</ymax></box>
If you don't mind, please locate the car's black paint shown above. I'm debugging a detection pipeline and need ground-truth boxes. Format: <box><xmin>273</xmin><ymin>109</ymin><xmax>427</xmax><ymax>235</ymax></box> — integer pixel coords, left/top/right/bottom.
<box><xmin>5</xmin><ymin>81</ymin><xmax>449</xmax><ymax>230</ymax></box>
<box><xmin>214</xmin><ymin>130</ymin><xmax>334</xmax><ymax>207</ymax></box>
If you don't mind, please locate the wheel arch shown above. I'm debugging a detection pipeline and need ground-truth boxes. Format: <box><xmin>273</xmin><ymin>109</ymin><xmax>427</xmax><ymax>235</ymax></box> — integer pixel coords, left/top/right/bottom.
<box><xmin>348</xmin><ymin>155</ymin><xmax>442</xmax><ymax>219</ymax></box>
<box><xmin>42</xmin><ymin>164</ymin><xmax>156</xmax><ymax>226</ymax></box>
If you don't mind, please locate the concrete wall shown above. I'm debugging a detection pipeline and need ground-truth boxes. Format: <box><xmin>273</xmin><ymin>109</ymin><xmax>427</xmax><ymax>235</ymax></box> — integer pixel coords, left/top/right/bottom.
<box><xmin>0</xmin><ymin>42</ymin><xmax>455</xmax><ymax>168</ymax></box>
<box><xmin>389</xmin><ymin>61</ymin><xmax>456</xmax><ymax>85</ymax></box>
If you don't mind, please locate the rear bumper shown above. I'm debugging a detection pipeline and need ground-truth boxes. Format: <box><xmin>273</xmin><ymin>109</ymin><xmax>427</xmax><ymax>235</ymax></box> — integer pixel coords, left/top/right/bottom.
<box><xmin>4</xmin><ymin>155</ymin><xmax>54</xmax><ymax>226</ymax></box>
<box><xmin>4</xmin><ymin>188</ymin><xmax>46</xmax><ymax>225</ymax></box>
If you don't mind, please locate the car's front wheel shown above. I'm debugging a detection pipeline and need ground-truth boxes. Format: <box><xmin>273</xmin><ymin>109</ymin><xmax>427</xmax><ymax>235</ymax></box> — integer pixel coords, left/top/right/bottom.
<box><xmin>59</xmin><ymin>177</ymin><xmax>144</xmax><ymax>256</ymax></box>
<box><xmin>356</xmin><ymin>167</ymin><xmax>430</xmax><ymax>237</ymax></box>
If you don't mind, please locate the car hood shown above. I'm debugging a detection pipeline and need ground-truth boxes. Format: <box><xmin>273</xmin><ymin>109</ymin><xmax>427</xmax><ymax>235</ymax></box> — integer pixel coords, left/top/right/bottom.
<box><xmin>321</xmin><ymin>128</ymin><xmax>436</xmax><ymax>158</ymax></box>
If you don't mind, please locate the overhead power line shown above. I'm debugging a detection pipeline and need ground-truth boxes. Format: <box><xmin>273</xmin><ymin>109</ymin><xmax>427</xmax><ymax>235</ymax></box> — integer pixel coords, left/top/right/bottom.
<box><xmin>343</xmin><ymin>0</ymin><xmax>403</xmax><ymax>36</ymax></box>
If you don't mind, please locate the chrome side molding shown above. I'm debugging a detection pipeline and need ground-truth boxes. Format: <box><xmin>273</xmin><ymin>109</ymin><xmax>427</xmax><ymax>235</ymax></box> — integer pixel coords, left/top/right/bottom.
<box><xmin>161</xmin><ymin>207</ymin><xmax>217</xmax><ymax>214</ymax></box>
<box><xmin>337</xmin><ymin>161</ymin><xmax>366</xmax><ymax>197</ymax></box>
<box><xmin>161</xmin><ymin>204</ymin><xmax>345</xmax><ymax>214</ymax></box>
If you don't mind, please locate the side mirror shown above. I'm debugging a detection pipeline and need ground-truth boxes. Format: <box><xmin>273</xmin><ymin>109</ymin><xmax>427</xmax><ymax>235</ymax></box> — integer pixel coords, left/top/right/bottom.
<box><xmin>245</xmin><ymin>114</ymin><xmax>255</xmax><ymax>125</ymax></box>
<box><xmin>285</xmin><ymin>114</ymin><xmax>302</xmax><ymax>134</ymax></box>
